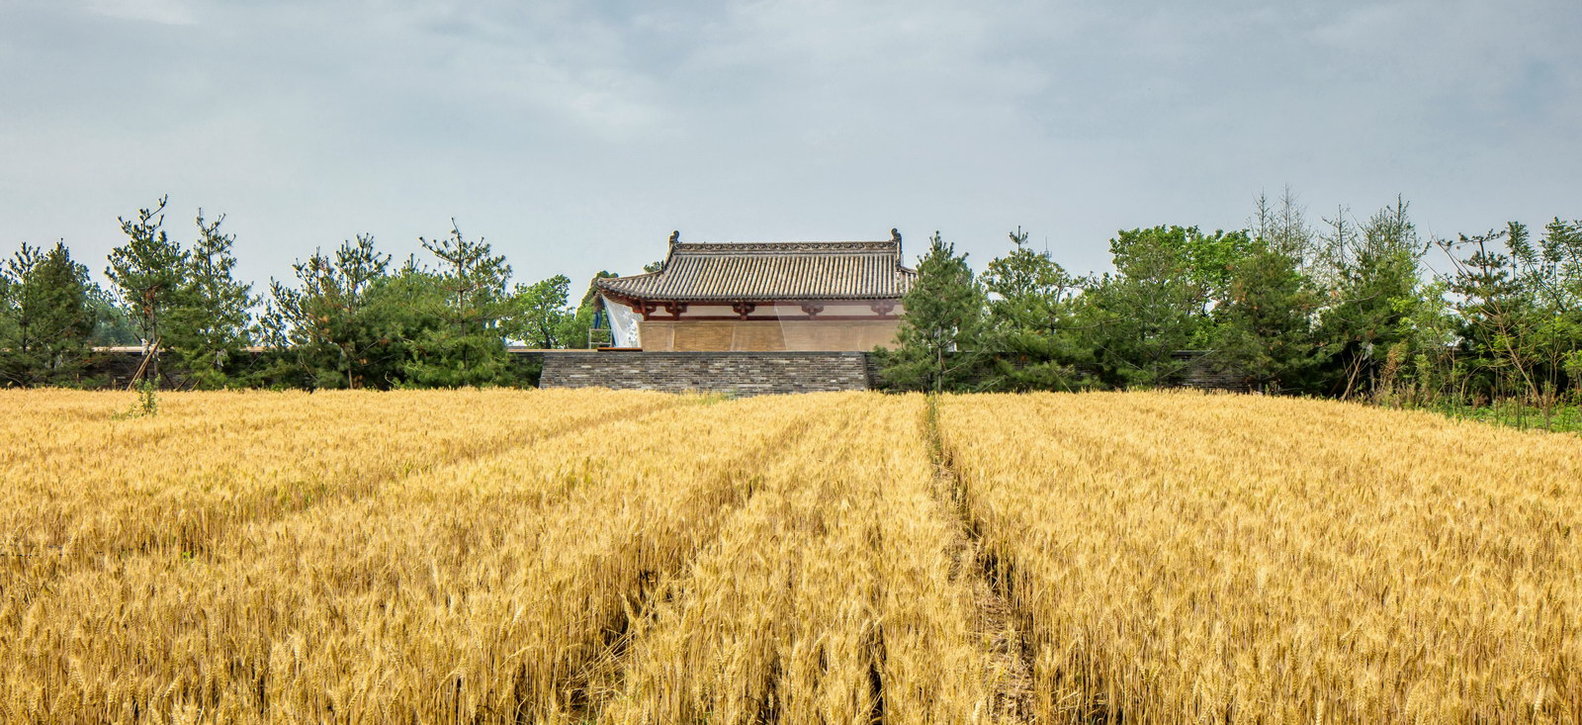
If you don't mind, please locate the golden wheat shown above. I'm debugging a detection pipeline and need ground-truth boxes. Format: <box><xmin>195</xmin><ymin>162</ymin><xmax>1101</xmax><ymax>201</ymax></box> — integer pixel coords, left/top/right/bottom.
<box><xmin>0</xmin><ymin>389</ymin><xmax>674</xmax><ymax>608</ymax></box>
<box><xmin>2</xmin><ymin>390</ymin><xmax>823</xmax><ymax>721</ymax></box>
<box><xmin>599</xmin><ymin>393</ymin><xmax>991</xmax><ymax>724</ymax></box>
<box><xmin>2</xmin><ymin>388</ymin><xmax>1579</xmax><ymax>723</ymax></box>
<box><xmin>939</xmin><ymin>391</ymin><xmax>1582</xmax><ymax>723</ymax></box>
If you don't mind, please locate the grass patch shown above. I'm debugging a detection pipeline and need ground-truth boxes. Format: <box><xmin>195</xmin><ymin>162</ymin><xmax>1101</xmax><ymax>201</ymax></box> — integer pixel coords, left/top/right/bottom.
<box><xmin>1427</xmin><ymin>400</ymin><xmax>1582</xmax><ymax>433</ymax></box>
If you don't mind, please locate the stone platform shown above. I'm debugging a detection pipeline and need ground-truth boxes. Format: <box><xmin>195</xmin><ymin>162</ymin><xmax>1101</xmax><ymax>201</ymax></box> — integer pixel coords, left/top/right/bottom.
<box><xmin>538</xmin><ymin>351</ymin><xmax>874</xmax><ymax>396</ymax></box>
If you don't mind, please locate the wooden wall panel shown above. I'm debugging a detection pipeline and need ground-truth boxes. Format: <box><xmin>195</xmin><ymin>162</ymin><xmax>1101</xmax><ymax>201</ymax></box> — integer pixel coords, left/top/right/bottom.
<box><xmin>731</xmin><ymin>323</ymin><xmax>787</xmax><ymax>351</ymax></box>
<box><xmin>637</xmin><ymin>320</ymin><xmax>901</xmax><ymax>352</ymax></box>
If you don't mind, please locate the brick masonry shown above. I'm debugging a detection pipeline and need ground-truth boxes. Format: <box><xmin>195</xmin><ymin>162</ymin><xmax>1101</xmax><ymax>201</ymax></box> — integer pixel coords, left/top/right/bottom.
<box><xmin>75</xmin><ymin>348</ymin><xmax>1242</xmax><ymax>394</ymax></box>
<box><xmin>538</xmin><ymin>351</ymin><xmax>874</xmax><ymax>396</ymax></box>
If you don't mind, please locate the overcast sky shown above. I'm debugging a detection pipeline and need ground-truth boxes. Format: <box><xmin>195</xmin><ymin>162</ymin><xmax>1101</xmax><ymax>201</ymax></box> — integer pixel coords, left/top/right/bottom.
<box><xmin>2</xmin><ymin>0</ymin><xmax>1578</xmax><ymax>293</ymax></box>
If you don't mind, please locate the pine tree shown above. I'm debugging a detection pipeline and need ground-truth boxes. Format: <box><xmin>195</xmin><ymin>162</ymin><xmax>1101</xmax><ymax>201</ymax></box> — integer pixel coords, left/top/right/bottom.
<box><xmin>106</xmin><ymin>197</ymin><xmax>188</xmax><ymax>387</ymax></box>
<box><xmin>979</xmin><ymin>227</ymin><xmax>1086</xmax><ymax>390</ymax></box>
<box><xmin>1439</xmin><ymin>223</ymin><xmax>1543</xmax><ymax>402</ymax></box>
<box><xmin>260</xmin><ymin>235</ymin><xmax>396</xmax><ymax>389</ymax></box>
<box><xmin>0</xmin><ymin>241</ymin><xmax>96</xmax><ymax>386</ymax></box>
<box><xmin>1315</xmin><ymin>198</ymin><xmax>1428</xmax><ymax>398</ymax></box>
<box><xmin>1211</xmin><ymin>244</ymin><xmax>1322</xmax><ymax>392</ymax></box>
<box><xmin>166</xmin><ymin>211</ymin><xmax>256</xmax><ymax>388</ymax></box>
<box><xmin>879</xmin><ymin>232</ymin><xmax>986</xmax><ymax>392</ymax></box>
<box><xmin>404</xmin><ymin>222</ymin><xmax>512</xmax><ymax>387</ymax></box>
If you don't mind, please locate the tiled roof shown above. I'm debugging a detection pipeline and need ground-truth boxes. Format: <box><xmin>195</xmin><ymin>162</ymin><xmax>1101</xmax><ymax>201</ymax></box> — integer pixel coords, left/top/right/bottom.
<box><xmin>596</xmin><ymin>240</ymin><xmax>916</xmax><ymax>301</ymax></box>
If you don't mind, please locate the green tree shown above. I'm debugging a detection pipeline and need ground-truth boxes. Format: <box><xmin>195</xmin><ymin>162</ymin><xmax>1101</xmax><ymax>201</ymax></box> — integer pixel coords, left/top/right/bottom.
<box><xmin>506</xmin><ymin>274</ymin><xmax>574</xmax><ymax>349</ymax></box>
<box><xmin>1312</xmin><ymin>199</ymin><xmax>1429</xmax><ymax>399</ymax></box>
<box><xmin>0</xmin><ymin>241</ymin><xmax>97</xmax><ymax>386</ymax></box>
<box><xmin>879</xmin><ymin>232</ymin><xmax>986</xmax><ymax>392</ymax></box>
<box><xmin>1109</xmin><ymin>225</ymin><xmax>1256</xmax><ymax>315</ymax></box>
<box><xmin>1210</xmin><ymin>244</ymin><xmax>1322</xmax><ymax>392</ymax></box>
<box><xmin>165</xmin><ymin>211</ymin><xmax>255</xmax><ymax>388</ymax></box>
<box><xmin>1074</xmin><ymin>225</ymin><xmax>1253</xmax><ymax>387</ymax></box>
<box><xmin>1387</xmin><ymin>278</ymin><xmax>1460</xmax><ymax>406</ymax></box>
<box><xmin>1438</xmin><ymin>223</ymin><xmax>1545</xmax><ymax>403</ymax></box>
<box><xmin>1508</xmin><ymin>217</ymin><xmax>1582</xmax><ymax>402</ymax></box>
<box><xmin>1076</xmin><ymin>274</ymin><xmax>1200</xmax><ymax>388</ymax></box>
<box><xmin>106</xmin><ymin>196</ymin><xmax>188</xmax><ymax>386</ymax></box>
<box><xmin>979</xmin><ymin>227</ymin><xmax>1087</xmax><ymax>390</ymax></box>
<box><xmin>260</xmin><ymin>235</ymin><xmax>396</xmax><ymax>389</ymax></box>
<box><xmin>403</xmin><ymin>222</ymin><xmax>512</xmax><ymax>387</ymax></box>
<box><xmin>87</xmin><ymin>288</ymin><xmax>141</xmax><ymax>346</ymax></box>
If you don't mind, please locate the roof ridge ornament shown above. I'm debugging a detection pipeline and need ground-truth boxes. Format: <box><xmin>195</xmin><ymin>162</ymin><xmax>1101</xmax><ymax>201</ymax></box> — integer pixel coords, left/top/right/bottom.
<box><xmin>891</xmin><ymin>227</ymin><xmax>902</xmax><ymax>267</ymax></box>
<box><xmin>658</xmin><ymin>230</ymin><xmax>679</xmax><ymax>272</ymax></box>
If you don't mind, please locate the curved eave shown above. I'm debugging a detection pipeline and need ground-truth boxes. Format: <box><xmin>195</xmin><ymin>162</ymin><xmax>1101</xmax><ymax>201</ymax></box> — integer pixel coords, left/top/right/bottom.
<box><xmin>600</xmin><ymin>292</ymin><xmax>909</xmax><ymax>303</ymax></box>
<box><xmin>598</xmin><ymin>291</ymin><xmax>907</xmax><ymax>309</ymax></box>
<box><xmin>595</xmin><ymin>269</ymin><xmax>918</xmax><ymax>304</ymax></box>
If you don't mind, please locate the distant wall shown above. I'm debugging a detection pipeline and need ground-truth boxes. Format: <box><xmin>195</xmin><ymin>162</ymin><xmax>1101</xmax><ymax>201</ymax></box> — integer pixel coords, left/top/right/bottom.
<box><xmin>531</xmin><ymin>350</ymin><xmax>1248</xmax><ymax>396</ymax></box>
<box><xmin>81</xmin><ymin>348</ymin><xmax>262</xmax><ymax>390</ymax></box>
<box><xmin>72</xmin><ymin>348</ymin><xmax>1244</xmax><ymax>394</ymax></box>
<box><xmin>1169</xmin><ymin>351</ymin><xmax>1250</xmax><ymax>392</ymax></box>
<box><xmin>539</xmin><ymin>351</ymin><xmax>873</xmax><ymax>396</ymax></box>
<box><xmin>87</xmin><ymin>349</ymin><xmax>144</xmax><ymax>388</ymax></box>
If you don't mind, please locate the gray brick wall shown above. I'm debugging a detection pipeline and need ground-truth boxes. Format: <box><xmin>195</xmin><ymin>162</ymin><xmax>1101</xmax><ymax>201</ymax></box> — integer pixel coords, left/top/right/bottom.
<box><xmin>539</xmin><ymin>351</ymin><xmax>873</xmax><ymax>396</ymax></box>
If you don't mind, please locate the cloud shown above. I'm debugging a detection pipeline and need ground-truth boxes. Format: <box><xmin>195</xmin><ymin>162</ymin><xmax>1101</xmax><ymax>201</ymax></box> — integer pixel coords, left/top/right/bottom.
<box><xmin>0</xmin><ymin>0</ymin><xmax>1579</xmax><ymax>292</ymax></box>
<box><xmin>81</xmin><ymin>0</ymin><xmax>196</xmax><ymax>25</ymax></box>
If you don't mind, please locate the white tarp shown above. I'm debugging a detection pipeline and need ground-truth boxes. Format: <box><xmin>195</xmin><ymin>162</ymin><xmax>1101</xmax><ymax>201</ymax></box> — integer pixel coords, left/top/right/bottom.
<box><xmin>601</xmin><ymin>295</ymin><xmax>642</xmax><ymax>348</ymax></box>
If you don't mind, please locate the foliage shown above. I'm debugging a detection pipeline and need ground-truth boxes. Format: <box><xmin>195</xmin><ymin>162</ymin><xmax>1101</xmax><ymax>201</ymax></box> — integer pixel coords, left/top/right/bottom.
<box><xmin>9</xmin><ymin>192</ymin><xmax>1582</xmax><ymax>405</ymax></box>
<box><xmin>505</xmin><ymin>274</ymin><xmax>575</xmax><ymax>349</ymax></box>
<box><xmin>164</xmin><ymin>211</ymin><xmax>256</xmax><ymax>388</ymax></box>
<box><xmin>1310</xmin><ymin>199</ymin><xmax>1430</xmax><ymax>398</ymax></box>
<box><xmin>402</xmin><ymin>223</ymin><xmax>514</xmax><ymax>387</ymax></box>
<box><xmin>259</xmin><ymin>235</ymin><xmax>398</xmax><ymax>389</ymax></box>
<box><xmin>1209</xmin><ymin>244</ymin><xmax>1323</xmax><ymax>392</ymax></box>
<box><xmin>103</xmin><ymin>199</ymin><xmax>257</xmax><ymax>388</ymax></box>
<box><xmin>106</xmin><ymin>196</ymin><xmax>188</xmax><ymax>385</ymax></box>
<box><xmin>1073</xmin><ymin>226</ymin><xmax>1254</xmax><ymax>388</ymax></box>
<box><xmin>1433</xmin><ymin>217</ymin><xmax>1582</xmax><ymax>417</ymax></box>
<box><xmin>0</xmin><ymin>241</ymin><xmax>97</xmax><ymax>387</ymax></box>
<box><xmin>1109</xmin><ymin>225</ymin><xmax>1257</xmax><ymax>314</ymax></box>
<box><xmin>111</xmin><ymin>379</ymin><xmax>161</xmax><ymax>419</ymax></box>
<box><xmin>879</xmin><ymin>232</ymin><xmax>987</xmax><ymax>392</ymax></box>
<box><xmin>259</xmin><ymin>225</ymin><xmax>537</xmax><ymax>389</ymax></box>
<box><xmin>1434</xmin><ymin>399</ymin><xmax>1582</xmax><ymax>433</ymax></box>
<box><xmin>978</xmin><ymin>227</ymin><xmax>1088</xmax><ymax>390</ymax></box>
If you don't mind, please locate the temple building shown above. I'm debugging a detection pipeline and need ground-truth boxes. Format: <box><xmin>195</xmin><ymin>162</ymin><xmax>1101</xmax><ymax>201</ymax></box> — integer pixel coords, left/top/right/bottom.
<box><xmin>595</xmin><ymin>231</ymin><xmax>916</xmax><ymax>352</ymax></box>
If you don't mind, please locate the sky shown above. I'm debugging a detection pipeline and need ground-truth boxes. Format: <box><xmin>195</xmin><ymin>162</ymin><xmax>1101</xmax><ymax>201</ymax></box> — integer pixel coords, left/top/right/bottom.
<box><xmin>2</xmin><ymin>0</ymin><xmax>1579</xmax><ymax>294</ymax></box>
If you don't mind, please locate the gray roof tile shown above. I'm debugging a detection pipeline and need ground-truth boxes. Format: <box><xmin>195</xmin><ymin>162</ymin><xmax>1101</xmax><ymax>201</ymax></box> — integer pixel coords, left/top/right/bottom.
<box><xmin>596</xmin><ymin>240</ymin><xmax>916</xmax><ymax>301</ymax></box>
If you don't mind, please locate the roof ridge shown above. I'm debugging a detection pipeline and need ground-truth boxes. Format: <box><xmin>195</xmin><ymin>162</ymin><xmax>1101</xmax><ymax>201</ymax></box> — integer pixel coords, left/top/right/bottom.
<box><xmin>594</xmin><ymin>238</ymin><xmax>915</xmax><ymax>301</ymax></box>
<box><xmin>675</xmin><ymin>241</ymin><xmax>898</xmax><ymax>255</ymax></box>
<box><xmin>675</xmin><ymin>239</ymin><xmax>892</xmax><ymax>244</ymax></box>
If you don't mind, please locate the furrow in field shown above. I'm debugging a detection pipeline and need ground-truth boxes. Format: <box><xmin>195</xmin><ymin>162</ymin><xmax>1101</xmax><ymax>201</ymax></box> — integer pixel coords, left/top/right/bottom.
<box><xmin>596</xmin><ymin>393</ymin><xmax>992</xmax><ymax>725</ymax></box>
<box><xmin>0</xmin><ymin>393</ymin><xmax>837</xmax><ymax>723</ymax></box>
<box><xmin>937</xmin><ymin>391</ymin><xmax>1582</xmax><ymax>723</ymax></box>
<box><xmin>922</xmin><ymin>396</ymin><xmax>1035</xmax><ymax>724</ymax></box>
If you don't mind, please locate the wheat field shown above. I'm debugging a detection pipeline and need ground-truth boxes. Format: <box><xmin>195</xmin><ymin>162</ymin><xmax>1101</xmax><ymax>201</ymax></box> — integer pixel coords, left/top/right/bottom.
<box><xmin>1</xmin><ymin>389</ymin><xmax>1579</xmax><ymax>723</ymax></box>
